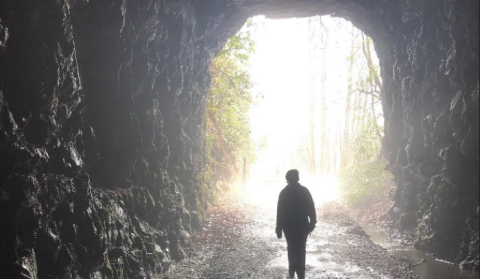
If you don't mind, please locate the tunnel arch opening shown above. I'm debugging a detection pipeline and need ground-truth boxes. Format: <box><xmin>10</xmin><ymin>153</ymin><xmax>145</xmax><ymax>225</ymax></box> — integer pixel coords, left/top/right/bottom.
<box><xmin>200</xmin><ymin>0</ymin><xmax>402</xmax><ymax>184</ymax></box>
<box><xmin>199</xmin><ymin>0</ymin><xmax>479</xmax><ymax>269</ymax></box>
<box><xmin>202</xmin><ymin>4</ymin><xmax>396</xmax><ymax>203</ymax></box>
<box><xmin>207</xmin><ymin>15</ymin><xmax>388</xmax><ymax>209</ymax></box>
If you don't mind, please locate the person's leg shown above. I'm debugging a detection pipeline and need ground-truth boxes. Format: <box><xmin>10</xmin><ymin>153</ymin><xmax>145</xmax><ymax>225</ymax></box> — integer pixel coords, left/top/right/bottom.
<box><xmin>292</xmin><ymin>241</ymin><xmax>301</xmax><ymax>278</ymax></box>
<box><xmin>285</xmin><ymin>233</ymin><xmax>296</xmax><ymax>278</ymax></box>
<box><xmin>286</xmin><ymin>231</ymin><xmax>307</xmax><ymax>278</ymax></box>
<box><xmin>288</xmin><ymin>248</ymin><xmax>295</xmax><ymax>278</ymax></box>
<box><xmin>296</xmin><ymin>233</ymin><xmax>308</xmax><ymax>279</ymax></box>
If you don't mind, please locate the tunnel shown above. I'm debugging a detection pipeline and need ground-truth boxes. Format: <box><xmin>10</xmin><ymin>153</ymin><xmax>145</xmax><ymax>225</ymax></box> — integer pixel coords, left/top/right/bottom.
<box><xmin>0</xmin><ymin>0</ymin><xmax>478</xmax><ymax>278</ymax></box>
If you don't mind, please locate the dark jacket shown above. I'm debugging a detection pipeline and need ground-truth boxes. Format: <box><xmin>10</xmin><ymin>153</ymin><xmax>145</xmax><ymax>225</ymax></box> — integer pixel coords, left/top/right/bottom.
<box><xmin>276</xmin><ymin>182</ymin><xmax>317</xmax><ymax>234</ymax></box>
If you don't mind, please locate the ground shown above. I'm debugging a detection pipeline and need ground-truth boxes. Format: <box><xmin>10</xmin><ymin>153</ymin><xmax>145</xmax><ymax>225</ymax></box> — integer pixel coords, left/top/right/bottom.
<box><xmin>163</xmin><ymin>193</ymin><xmax>418</xmax><ymax>279</ymax></box>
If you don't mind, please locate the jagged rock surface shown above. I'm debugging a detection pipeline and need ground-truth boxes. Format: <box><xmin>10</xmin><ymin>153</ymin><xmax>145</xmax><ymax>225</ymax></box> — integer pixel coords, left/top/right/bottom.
<box><xmin>0</xmin><ymin>0</ymin><xmax>478</xmax><ymax>278</ymax></box>
<box><xmin>0</xmin><ymin>1</ymin><xmax>208</xmax><ymax>278</ymax></box>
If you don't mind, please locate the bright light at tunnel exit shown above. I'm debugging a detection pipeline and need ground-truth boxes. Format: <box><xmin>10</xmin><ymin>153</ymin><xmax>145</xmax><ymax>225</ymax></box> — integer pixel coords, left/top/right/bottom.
<box><xmin>304</xmin><ymin>175</ymin><xmax>341</xmax><ymax>205</ymax></box>
<box><xmin>238</xmin><ymin>16</ymin><xmax>381</xmax><ymax>209</ymax></box>
<box><xmin>245</xmin><ymin>174</ymin><xmax>340</xmax><ymax>208</ymax></box>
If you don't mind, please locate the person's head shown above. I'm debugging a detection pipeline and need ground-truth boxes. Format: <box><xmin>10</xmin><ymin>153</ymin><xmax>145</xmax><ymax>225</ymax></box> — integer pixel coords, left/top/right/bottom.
<box><xmin>285</xmin><ymin>169</ymin><xmax>300</xmax><ymax>184</ymax></box>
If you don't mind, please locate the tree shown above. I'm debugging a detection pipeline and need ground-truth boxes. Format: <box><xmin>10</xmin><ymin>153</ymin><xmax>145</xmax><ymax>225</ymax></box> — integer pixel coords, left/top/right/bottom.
<box><xmin>300</xmin><ymin>16</ymin><xmax>330</xmax><ymax>176</ymax></box>
<box><xmin>204</xmin><ymin>21</ymin><xmax>255</xmax><ymax>199</ymax></box>
<box><xmin>339</xmin><ymin>28</ymin><xmax>389</xmax><ymax>207</ymax></box>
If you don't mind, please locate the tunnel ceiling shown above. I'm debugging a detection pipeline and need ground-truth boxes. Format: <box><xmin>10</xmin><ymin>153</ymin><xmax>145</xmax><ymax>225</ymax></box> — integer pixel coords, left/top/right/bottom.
<box><xmin>0</xmin><ymin>0</ymin><xmax>479</xmax><ymax>278</ymax></box>
<box><xmin>198</xmin><ymin>0</ymin><xmax>400</xmax><ymax>58</ymax></box>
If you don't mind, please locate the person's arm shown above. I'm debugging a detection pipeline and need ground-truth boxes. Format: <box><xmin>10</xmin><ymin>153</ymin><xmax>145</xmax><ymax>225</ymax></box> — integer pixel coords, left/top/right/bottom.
<box><xmin>306</xmin><ymin>190</ymin><xmax>317</xmax><ymax>233</ymax></box>
<box><xmin>276</xmin><ymin>192</ymin><xmax>284</xmax><ymax>238</ymax></box>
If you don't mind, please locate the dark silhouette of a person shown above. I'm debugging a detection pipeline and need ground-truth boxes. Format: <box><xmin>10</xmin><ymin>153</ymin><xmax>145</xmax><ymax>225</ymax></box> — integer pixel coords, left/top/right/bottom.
<box><xmin>276</xmin><ymin>169</ymin><xmax>316</xmax><ymax>279</ymax></box>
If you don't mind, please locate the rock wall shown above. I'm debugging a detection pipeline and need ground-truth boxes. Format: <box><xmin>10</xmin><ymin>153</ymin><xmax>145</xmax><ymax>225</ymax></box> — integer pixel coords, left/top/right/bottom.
<box><xmin>0</xmin><ymin>0</ymin><xmax>212</xmax><ymax>278</ymax></box>
<box><xmin>382</xmin><ymin>0</ymin><xmax>479</xmax><ymax>270</ymax></box>
<box><xmin>0</xmin><ymin>0</ymin><xmax>478</xmax><ymax>278</ymax></box>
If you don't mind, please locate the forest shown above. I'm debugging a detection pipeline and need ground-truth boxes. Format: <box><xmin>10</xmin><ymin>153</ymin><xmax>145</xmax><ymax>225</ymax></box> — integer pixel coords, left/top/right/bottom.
<box><xmin>206</xmin><ymin>17</ymin><xmax>390</xmax><ymax>209</ymax></box>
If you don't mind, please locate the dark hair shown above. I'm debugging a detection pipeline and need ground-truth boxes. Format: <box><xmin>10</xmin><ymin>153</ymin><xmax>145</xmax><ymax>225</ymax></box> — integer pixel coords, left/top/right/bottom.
<box><xmin>286</xmin><ymin>169</ymin><xmax>299</xmax><ymax>183</ymax></box>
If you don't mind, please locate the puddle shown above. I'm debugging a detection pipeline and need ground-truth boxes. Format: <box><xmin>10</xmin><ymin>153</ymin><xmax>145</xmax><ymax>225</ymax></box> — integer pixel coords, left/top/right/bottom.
<box><xmin>362</xmin><ymin>225</ymin><xmax>480</xmax><ymax>279</ymax></box>
<box><xmin>267</xmin><ymin>253</ymin><xmax>367</xmax><ymax>278</ymax></box>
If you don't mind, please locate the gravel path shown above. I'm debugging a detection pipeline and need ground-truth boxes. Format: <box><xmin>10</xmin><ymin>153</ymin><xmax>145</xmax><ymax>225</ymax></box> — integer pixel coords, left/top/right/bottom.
<box><xmin>163</xmin><ymin>195</ymin><xmax>418</xmax><ymax>279</ymax></box>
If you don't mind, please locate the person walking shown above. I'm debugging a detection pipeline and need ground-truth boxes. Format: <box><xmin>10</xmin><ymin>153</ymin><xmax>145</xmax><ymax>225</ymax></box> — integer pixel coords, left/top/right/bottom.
<box><xmin>276</xmin><ymin>169</ymin><xmax>316</xmax><ymax>279</ymax></box>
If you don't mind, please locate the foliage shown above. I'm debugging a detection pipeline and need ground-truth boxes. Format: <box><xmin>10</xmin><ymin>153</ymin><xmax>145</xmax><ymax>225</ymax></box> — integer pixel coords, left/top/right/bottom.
<box><xmin>352</xmin><ymin>117</ymin><xmax>382</xmax><ymax>164</ymax></box>
<box><xmin>204</xmin><ymin>21</ymin><xmax>255</xmax><ymax>201</ymax></box>
<box><xmin>340</xmin><ymin>160</ymin><xmax>392</xmax><ymax>207</ymax></box>
<box><xmin>339</xmin><ymin>31</ymin><xmax>390</xmax><ymax>208</ymax></box>
<box><xmin>340</xmin><ymin>118</ymin><xmax>391</xmax><ymax>207</ymax></box>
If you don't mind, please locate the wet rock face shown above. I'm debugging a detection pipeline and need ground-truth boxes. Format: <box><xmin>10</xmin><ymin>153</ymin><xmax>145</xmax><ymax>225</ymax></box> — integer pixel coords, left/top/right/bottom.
<box><xmin>0</xmin><ymin>0</ymin><xmax>206</xmax><ymax>277</ymax></box>
<box><xmin>0</xmin><ymin>0</ymin><xmax>478</xmax><ymax>278</ymax></box>
<box><xmin>378</xmin><ymin>1</ymin><xmax>479</xmax><ymax>270</ymax></box>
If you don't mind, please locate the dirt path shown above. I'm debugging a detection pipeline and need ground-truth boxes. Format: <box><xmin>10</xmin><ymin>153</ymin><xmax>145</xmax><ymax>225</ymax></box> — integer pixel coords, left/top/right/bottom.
<box><xmin>164</xmin><ymin>195</ymin><xmax>418</xmax><ymax>279</ymax></box>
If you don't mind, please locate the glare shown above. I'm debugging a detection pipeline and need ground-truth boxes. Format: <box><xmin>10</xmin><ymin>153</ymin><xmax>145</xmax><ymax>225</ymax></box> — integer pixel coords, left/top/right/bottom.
<box><xmin>303</xmin><ymin>175</ymin><xmax>341</xmax><ymax>205</ymax></box>
<box><xmin>245</xmin><ymin>173</ymin><xmax>340</xmax><ymax>208</ymax></box>
<box><xmin>241</xmin><ymin>16</ymin><xmax>378</xmax><ymax>208</ymax></box>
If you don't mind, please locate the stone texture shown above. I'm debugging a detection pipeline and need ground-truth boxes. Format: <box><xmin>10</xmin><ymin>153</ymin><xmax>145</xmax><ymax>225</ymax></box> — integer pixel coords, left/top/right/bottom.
<box><xmin>0</xmin><ymin>0</ymin><xmax>204</xmax><ymax>277</ymax></box>
<box><xmin>0</xmin><ymin>0</ymin><xmax>478</xmax><ymax>278</ymax></box>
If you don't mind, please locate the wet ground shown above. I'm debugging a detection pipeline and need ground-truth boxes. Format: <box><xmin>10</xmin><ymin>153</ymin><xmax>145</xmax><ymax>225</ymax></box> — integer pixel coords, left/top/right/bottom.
<box><xmin>362</xmin><ymin>225</ymin><xmax>479</xmax><ymax>279</ymax></box>
<box><xmin>164</xmin><ymin>194</ymin><xmax>420</xmax><ymax>279</ymax></box>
